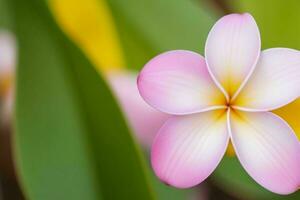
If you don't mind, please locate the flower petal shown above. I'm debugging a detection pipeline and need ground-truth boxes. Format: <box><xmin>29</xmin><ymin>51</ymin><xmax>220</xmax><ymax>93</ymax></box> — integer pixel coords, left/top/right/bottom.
<box><xmin>229</xmin><ymin>110</ymin><xmax>300</xmax><ymax>194</ymax></box>
<box><xmin>233</xmin><ymin>48</ymin><xmax>300</xmax><ymax>111</ymax></box>
<box><xmin>151</xmin><ymin>110</ymin><xmax>229</xmax><ymax>188</ymax></box>
<box><xmin>205</xmin><ymin>13</ymin><xmax>260</xmax><ymax>98</ymax></box>
<box><xmin>0</xmin><ymin>31</ymin><xmax>15</xmax><ymax>76</ymax></box>
<box><xmin>138</xmin><ymin>50</ymin><xmax>226</xmax><ymax>115</ymax></box>
<box><xmin>107</xmin><ymin>71</ymin><xmax>169</xmax><ymax>147</ymax></box>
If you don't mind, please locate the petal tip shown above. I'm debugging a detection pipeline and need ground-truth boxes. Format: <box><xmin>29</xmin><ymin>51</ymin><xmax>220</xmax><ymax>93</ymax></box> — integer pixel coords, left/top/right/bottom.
<box><xmin>219</xmin><ymin>13</ymin><xmax>253</xmax><ymax>23</ymax></box>
<box><xmin>216</xmin><ymin>13</ymin><xmax>258</xmax><ymax>33</ymax></box>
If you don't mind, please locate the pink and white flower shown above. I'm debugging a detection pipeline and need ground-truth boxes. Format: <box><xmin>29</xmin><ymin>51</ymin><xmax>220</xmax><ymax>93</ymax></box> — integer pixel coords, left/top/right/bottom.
<box><xmin>137</xmin><ymin>13</ymin><xmax>300</xmax><ymax>194</ymax></box>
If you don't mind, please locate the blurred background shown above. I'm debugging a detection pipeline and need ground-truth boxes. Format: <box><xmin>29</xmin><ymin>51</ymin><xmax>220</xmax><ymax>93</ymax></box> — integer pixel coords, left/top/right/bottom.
<box><xmin>0</xmin><ymin>0</ymin><xmax>300</xmax><ymax>199</ymax></box>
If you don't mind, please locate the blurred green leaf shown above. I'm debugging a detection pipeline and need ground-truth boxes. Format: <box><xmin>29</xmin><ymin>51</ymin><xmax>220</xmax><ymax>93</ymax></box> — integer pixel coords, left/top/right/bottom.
<box><xmin>12</xmin><ymin>0</ymin><xmax>155</xmax><ymax>199</ymax></box>
<box><xmin>213</xmin><ymin>157</ymin><xmax>300</xmax><ymax>200</ymax></box>
<box><xmin>151</xmin><ymin>176</ymin><xmax>195</xmax><ymax>200</ymax></box>
<box><xmin>212</xmin><ymin>1</ymin><xmax>300</xmax><ymax>199</ymax></box>
<box><xmin>106</xmin><ymin>0</ymin><xmax>218</xmax><ymax>70</ymax></box>
<box><xmin>0</xmin><ymin>0</ymin><xmax>13</xmax><ymax>29</ymax></box>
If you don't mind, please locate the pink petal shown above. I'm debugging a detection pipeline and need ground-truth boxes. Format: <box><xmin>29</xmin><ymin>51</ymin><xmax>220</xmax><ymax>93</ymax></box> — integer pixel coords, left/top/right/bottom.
<box><xmin>151</xmin><ymin>110</ymin><xmax>229</xmax><ymax>188</ymax></box>
<box><xmin>233</xmin><ymin>48</ymin><xmax>300</xmax><ymax>111</ymax></box>
<box><xmin>229</xmin><ymin>110</ymin><xmax>300</xmax><ymax>194</ymax></box>
<box><xmin>107</xmin><ymin>71</ymin><xmax>170</xmax><ymax>147</ymax></box>
<box><xmin>0</xmin><ymin>31</ymin><xmax>15</xmax><ymax>76</ymax></box>
<box><xmin>137</xmin><ymin>50</ymin><xmax>226</xmax><ymax>115</ymax></box>
<box><xmin>205</xmin><ymin>13</ymin><xmax>261</xmax><ymax>98</ymax></box>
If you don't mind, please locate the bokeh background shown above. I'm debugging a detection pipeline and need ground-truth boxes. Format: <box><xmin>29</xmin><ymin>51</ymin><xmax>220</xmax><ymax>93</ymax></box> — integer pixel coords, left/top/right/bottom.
<box><xmin>0</xmin><ymin>0</ymin><xmax>300</xmax><ymax>199</ymax></box>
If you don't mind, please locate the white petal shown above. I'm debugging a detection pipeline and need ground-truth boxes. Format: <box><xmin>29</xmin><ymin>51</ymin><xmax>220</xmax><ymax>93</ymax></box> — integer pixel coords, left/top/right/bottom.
<box><xmin>152</xmin><ymin>110</ymin><xmax>229</xmax><ymax>188</ymax></box>
<box><xmin>205</xmin><ymin>13</ymin><xmax>261</xmax><ymax>98</ymax></box>
<box><xmin>233</xmin><ymin>48</ymin><xmax>300</xmax><ymax>111</ymax></box>
<box><xmin>138</xmin><ymin>50</ymin><xmax>226</xmax><ymax>115</ymax></box>
<box><xmin>229</xmin><ymin>110</ymin><xmax>300</xmax><ymax>194</ymax></box>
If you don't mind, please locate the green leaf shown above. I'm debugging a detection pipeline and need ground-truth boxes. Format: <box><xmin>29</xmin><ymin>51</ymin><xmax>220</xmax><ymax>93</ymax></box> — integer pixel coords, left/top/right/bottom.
<box><xmin>12</xmin><ymin>0</ymin><xmax>155</xmax><ymax>199</ymax></box>
<box><xmin>151</xmin><ymin>173</ymin><xmax>195</xmax><ymax>200</ymax></box>
<box><xmin>213</xmin><ymin>157</ymin><xmax>300</xmax><ymax>200</ymax></box>
<box><xmin>212</xmin><ymin>1</ymin><xmax>300</xmax><ymax>199</ymax></box>
<box><xmin>106</xmin><ymin>0</ymin><xmax>218</xmax><ymax>70</ymax></box>
<box><xmin>0</xmin><ymin>0</ymin><xmax>13</xmax><ymax>29</ymax></box>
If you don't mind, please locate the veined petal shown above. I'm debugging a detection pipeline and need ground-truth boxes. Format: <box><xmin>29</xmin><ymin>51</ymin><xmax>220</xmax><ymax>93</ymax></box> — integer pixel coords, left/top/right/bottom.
<box><xmin>233</xmin><ymin>48</ymin><xmax>300</xmax><ymax>111</ymax></box>
<box><xmin>205</xmin><ymin>13</ymin><xmax>260</xmax><ymax>98</ymax></box>
<box><xmin>151</xmin><ymin>110</ymin><xmax>229</xmax><ymax>188</ymax></box>
<box><xmin>138</xmin><ymin>50</ymin><xmax>226</xmax><ymax>115</ymax></box>
<box><xmin>229</xmin><ymin>110</ymin><xmax>300</xmax><ymax>194</ymax></box>
<box><xmin>107</xmin><ymin>71</ymin><xmax>169</xmax><ymax>147</ymax></box>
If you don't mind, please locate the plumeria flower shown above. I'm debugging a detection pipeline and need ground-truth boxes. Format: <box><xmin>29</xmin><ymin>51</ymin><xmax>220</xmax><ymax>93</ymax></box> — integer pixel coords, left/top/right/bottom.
<box><xmin>137</xmin><ymin>13</ymin><xmax>300</xmax><ymax>194</ymax></box>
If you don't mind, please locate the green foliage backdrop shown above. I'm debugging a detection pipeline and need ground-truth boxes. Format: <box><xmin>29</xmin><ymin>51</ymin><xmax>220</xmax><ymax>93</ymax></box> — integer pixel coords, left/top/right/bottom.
<box><xmin>11</xmin><ymin>0</ymin><xmax>154</xmax><ymax>199</ymax></box>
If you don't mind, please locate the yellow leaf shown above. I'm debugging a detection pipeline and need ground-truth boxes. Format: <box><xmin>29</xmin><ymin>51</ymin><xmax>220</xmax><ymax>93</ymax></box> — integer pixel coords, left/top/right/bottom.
<box><xmin>226</xmin><ymin>141</ymin><xmax>235</xmax><ymax>157</ymax></box>
<box><xmin>273</xmin><ymin>99</ymin><xmax>300</xmax><ymax>140</ymax></box>
<box><xmin>49</xmin><ymin>0</ymin><xmax>125</xmax><ymax>72</ymax></box>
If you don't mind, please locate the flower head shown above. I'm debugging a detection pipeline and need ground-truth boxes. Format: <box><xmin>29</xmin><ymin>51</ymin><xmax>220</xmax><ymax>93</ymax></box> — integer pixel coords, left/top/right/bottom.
<box><xmin>137</xmin><ymin>13</ymin><xmax>300</xmax><ymax>194</ymax></box>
